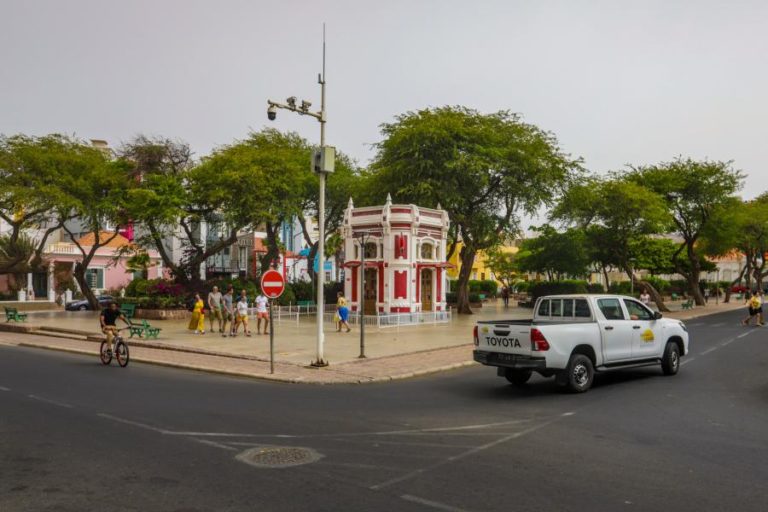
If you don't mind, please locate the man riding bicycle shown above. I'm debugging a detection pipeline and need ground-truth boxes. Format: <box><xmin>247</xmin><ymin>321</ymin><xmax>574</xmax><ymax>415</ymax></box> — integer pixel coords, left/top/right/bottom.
<box><xmin>100</xmin><ymin>302</ymin><xmax>130</xmax><ymax>355</ymax></box>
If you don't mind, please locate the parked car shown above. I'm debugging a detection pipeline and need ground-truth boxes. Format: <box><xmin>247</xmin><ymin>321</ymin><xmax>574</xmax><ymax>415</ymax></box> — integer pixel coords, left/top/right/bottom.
<box><xmin>65</xmin><ymin>295</ymin><xmax>114</xmax><ymax>311</ymax></box>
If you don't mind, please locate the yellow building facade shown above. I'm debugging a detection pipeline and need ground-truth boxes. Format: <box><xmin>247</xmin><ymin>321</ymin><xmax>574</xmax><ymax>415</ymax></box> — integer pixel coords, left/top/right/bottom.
<box><xmin>446</xmin><ymin>243</ymin><xmax>519</xmax><ymax>284</ymax></box>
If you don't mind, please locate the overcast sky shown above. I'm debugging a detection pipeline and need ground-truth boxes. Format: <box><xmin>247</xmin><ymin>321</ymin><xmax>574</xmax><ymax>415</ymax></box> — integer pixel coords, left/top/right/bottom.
<box><xmin>2</xmin><ymin>0</ymin><xmax>766</xmax><ymax>199</ymax></box>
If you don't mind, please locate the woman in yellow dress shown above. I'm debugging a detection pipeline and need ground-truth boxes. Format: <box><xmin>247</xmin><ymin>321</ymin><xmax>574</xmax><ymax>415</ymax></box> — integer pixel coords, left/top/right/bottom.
<box><xmin>188</xmin><ymin>292</ymin><xmax>206</xmax><ymax>334</ymax></box>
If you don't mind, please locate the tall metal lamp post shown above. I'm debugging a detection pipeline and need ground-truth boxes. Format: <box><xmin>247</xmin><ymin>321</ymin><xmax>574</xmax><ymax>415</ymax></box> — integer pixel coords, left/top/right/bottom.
<box><xmin>267</xmin><ymin>26</ymin><xmax>333</xmax><ymax>367</ymax></box>
<box><xmin>356</xmin><ymin>231</ymin><xmax>372</xmax><ymax>359</ymax></box>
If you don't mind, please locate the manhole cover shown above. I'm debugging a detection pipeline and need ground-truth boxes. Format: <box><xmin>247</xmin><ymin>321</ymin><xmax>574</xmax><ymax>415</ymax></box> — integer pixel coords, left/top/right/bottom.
<box><xmin>235</xmin><ymin>446</ymin><xmax>323</xmax><ymax>468</ymax></box>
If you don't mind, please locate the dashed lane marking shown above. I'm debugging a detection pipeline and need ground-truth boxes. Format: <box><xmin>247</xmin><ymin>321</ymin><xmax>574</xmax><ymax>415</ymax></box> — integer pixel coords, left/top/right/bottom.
<box><xmin>737</xmin><ymin>331</ymin><xmax>754</xmax><ymax>339</ymax></box>
<box><xmin>720</xmin><ymin>337</ymin><xmax>736</xmax><ymax>347</ymax></box>
<box><xmin>97</xmin><ymin>413</ymin><xmax>171</xmax><ymax>434</ymax></box>
<box><xmin>681</xmin><ymin>357</ymin><xmax>695</xmax><ymax>366</ymax></box>
<box><xmin>401</xmin><ymin>494</ymin><xmax>473</xmax><ymax>512</ymax></box>
<box><xmin>28</xmin><ymin>394</ymin><xmax>73</xmax><ymax>409</ymax></box>
<box><xmin>711</xmin><ymin>322</ymin><xmax>726</xmax><ymax>327</ymax></box>
<box><xmin>701</xmin><ymin>347</ymin><xmax>719</xmax><ymax>355</ymax></box>
<box><xmin>0</xmin><ymin>386</ymin><xmax>10</xmax><ymax>392</ymax></box>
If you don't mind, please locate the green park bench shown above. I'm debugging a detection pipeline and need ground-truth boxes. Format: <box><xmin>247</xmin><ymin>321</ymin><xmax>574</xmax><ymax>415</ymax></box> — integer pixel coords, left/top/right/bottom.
<box><xmin>4</xmin><ymin>307</ymin><xmax>28</xmax><ymax>322</ymax></box>
<box><xmin>119</xmin><ymin>303</ymin><xmax>136</xmax><ymax>320</ymax></box>
<box><xmin>129</xmin><ymin>319</ymin><xmax>161</xmax><ymax>339</ymax></box>
<box><xmin>681</xmin><ymin>299</ymin><xmax>694</xmax><ymax>310</ymax></box>
<box><xmin>671</xmin><ymin>293</ymin><xmax>679</xmax><ymax>301</ymax></box>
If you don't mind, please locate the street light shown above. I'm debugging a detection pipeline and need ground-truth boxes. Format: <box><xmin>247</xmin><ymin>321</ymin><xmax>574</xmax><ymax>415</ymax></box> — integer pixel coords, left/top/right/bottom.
<box><xmin>267</xmin><ymin>25</ymin><xmax>332</xmax><ymax>367</ymax></box>
<box><xmin>355</xmin><ymin>231</ymin><xmax>373</xmax><ymax>359</ymax></box>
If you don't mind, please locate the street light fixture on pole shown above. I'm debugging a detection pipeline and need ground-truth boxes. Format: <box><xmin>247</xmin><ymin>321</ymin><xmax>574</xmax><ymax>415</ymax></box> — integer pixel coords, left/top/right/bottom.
<box><xmin>355</xmin><ymin>231</ymin><xmax>372</xmax><ymax>359</ymax></box>
<box><xmin>267</xmin><ymin>25</ymin><xmax>333</xmax><ymax>367</ymax></box>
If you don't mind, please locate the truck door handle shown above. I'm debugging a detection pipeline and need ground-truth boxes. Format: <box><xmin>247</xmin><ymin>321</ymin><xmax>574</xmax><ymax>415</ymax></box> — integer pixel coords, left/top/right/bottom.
<box><xmin>632</xmin><ymin>325</ymin><xmax>641</xmax><ymax>329</ymax></box>
<box><xmin>604</xmin><ymin>326</ymin><xmax>614</xmax><ymax>331</ymax></box>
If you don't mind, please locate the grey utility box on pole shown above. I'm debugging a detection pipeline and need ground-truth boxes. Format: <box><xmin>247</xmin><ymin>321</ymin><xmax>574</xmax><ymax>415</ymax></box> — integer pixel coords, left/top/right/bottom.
<box><xmin>312</xmin><ymin>146</ymin><xmax>336</xmax><ymax>174</ymax></box>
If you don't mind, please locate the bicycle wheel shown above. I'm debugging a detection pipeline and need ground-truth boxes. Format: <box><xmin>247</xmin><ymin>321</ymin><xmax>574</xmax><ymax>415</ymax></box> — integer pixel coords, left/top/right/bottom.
<box><xmin>115</xmin><ymin>339</ymin><xmax>130</xmax><ymax>367</ymax></box>
<box><xmin>99</xmin><ymin>340</ymin><xmax>112</xmax><ymax>365</ymax></box>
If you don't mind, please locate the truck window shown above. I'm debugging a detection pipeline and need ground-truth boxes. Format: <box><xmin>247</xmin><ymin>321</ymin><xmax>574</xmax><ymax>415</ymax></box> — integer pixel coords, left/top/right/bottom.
<box><xmin>597</xmin><ymin>298</ymin><xmax>625</xmax><ymax>320</ymax></box>
<box><xmin>623</xmin><ymin>299</ymin><xmax>653</xmax><ymax>320</ymax></box>
<box><xmin>537</xmin><ymin>299</ymin><xmax>550</xmax><ymax>317</ymax></box>
<box><xmin>575</xmin><ymin>299</ymin><xmax>591</xmax><ymax>317</ymax></box>
<box><xmin>563</xmin><ymin>299</ymin><xmax>574</xmax><ymax>317</ymax></box>
<box><xmin>551</xmin><ymin>299</ymin><xmax>563</xmax><ymax>317</ymax></box>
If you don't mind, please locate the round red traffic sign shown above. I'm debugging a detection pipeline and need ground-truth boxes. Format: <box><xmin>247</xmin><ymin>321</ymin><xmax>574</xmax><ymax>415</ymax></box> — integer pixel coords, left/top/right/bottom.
<box><xmin>260</xmin><ymin>270</ymin><xmax>285</xmax><ymax>299</ymax></box>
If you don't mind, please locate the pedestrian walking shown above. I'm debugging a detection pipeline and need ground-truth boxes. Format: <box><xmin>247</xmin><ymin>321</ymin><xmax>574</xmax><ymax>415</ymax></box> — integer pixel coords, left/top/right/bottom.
<box><xmin>335</xmin><ymin>291</ymin><xmax>351</xmax><ymax>332</ymax></box>
<box><xmin>188</xmin><ymin>293</ymin><xmax>205</xmax><ymax>334</ymax></box>
<box><xmin>207</xmin><ymin>286</ymin><xmax>224</xmax><ymax>333</ymax></box>
<box><xmin>501</xmin><ymin>286</ymin><xmax>510</xmax><ymax>308</ymax></box>
<box><xmin>742</xmin><ymin>291</ymin><xmax>762</xmax><ymax>326</ymax></box>
<box><xmin>640</xmin><ymin>289</ymin><xmax>651</xmax><ymax>306</ymax></box>
<box><xmin>232</xmin><ymin>291</ymin><xmax>251</xmax><ymax>337</ymax></box>
<box><xmin>704</xmin><ymin>287</ymin><xmax>710</xmax><ymax>303</ymax></box>
<box><xmin>255</xmin><ymin>291</ymin><xmax>269</xmax><ymax>335</ymax></box>
<box><xmin>221</xmin><ymin>287</ymin><xmax>234</xmax><ymax>338</ymax></box>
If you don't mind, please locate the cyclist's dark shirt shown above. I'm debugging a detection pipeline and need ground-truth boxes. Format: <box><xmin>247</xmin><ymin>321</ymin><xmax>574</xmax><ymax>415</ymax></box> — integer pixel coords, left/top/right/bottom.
<box><xmin>101</xmin><ymin>309</ymin><xmax>122</xmax><ymax>326</ymax></box>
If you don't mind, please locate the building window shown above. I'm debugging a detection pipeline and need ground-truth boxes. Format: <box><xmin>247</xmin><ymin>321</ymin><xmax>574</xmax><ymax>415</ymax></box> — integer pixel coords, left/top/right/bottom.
<box><xmin>239</xmin><ymin>246</ymin><xmax>248</xmax><ymax>271</ymax></box>
<box><xmin>420</xmin><ymin>243</ymin><xmax>434</xmax><ymax>260</ymax></box>
<box><xmin>85</xmin><ymin>268</ymin><xmax>104</xmax><ymax>289</ymax></box>
<box><xmin>364</xmin><ymin>242</ymin><xmax>377</xmax><ymax>259</ymax></box>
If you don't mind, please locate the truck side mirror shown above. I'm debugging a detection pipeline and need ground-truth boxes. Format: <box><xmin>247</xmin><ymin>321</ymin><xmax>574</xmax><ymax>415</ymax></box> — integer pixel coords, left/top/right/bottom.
<box><xmin>654</xmin><ymin>311</ymin><xmax>663</xmax><ymax>320</ymax></box>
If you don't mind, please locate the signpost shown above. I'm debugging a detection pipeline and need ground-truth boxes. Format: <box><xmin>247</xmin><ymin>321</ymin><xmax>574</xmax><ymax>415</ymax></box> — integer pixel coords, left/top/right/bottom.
<box><xmin>260</xmin><ymin>270</ymin><xmax>285</xmax><ymax>374</ymax></box>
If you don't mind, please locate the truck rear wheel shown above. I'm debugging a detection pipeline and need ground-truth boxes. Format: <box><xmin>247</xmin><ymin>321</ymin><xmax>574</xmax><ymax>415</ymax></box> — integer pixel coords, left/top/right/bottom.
<box><xmin>661</xmin><ymin>342</ymin><xmax>680</xmax><ymax>375</ymax></box>
<box><xmin>564</xmin><ymin>354</ymin><xmax>594</xmax><ymax>393</ymax></box>
<box><xmin>504</xmin><ymin>369</ymin><xmax>532</xmax><ymax>386</ymax></box>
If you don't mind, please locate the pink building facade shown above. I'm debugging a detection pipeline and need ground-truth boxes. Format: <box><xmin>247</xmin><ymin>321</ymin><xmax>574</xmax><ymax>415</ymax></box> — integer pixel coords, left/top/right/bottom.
<box><xmin>342</xmin><ymin>195</ymin><xmax>451</xmax><ymax>314</ymax></box>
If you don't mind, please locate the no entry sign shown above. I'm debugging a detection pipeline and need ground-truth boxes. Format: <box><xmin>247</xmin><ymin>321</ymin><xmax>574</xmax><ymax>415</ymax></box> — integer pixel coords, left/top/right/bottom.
<box><xmin>260</xmin><ymin>270</ymin><xmax>285</xmax><ymax>299</ymax></box>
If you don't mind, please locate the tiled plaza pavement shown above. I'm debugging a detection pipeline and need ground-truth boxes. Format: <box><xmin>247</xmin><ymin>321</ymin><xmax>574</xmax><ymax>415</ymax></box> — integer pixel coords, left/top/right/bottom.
<box><xmin>0</xmin><ymin>299</ymin><xmax>745</xmax><ymax>384</ymax></box>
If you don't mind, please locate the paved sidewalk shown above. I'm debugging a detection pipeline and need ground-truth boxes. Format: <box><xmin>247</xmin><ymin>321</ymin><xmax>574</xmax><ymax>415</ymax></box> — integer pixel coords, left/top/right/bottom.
<box><xmin>0</xmin><ymin>298</ymin><xmax>744</xmax><ymax>384</ymax></box>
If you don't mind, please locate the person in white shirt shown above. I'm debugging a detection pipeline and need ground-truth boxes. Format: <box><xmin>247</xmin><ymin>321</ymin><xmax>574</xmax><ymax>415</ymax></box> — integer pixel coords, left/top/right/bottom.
<box><xmin>255</xmin><ymin>293</ymin><xmax>269</xmax><ymax>335</ymax></box>
<box><xmin>232</xmin><ymin>292</ymin><xmax>251</xmax><ymax>337</ymax></box>
<box><xmin>640</xmin><ymin>289</ymin><xmax>651</xmax><ymax>306</ymax></box>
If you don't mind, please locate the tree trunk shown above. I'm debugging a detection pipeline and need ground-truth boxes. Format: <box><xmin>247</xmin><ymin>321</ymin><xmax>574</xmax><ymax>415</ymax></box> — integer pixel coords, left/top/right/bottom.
<box><xmin>687</xmin><ymin>273</ymin><xmax>705</xmax><ymax>306</ymax></box>
<box><xmin>456</xmin><ymin>247</ymin><xmax>476</xmax><ymax>314</ymax></box>
<box><xmin>601</xmin><ymin>265</ymin><xmax>610</xmax><ymax>292</ymax></box>
<box><xmin>260</xmin><ymin>221</ymin><xmax>281</xmax><ymax>274</ymax></box>
<box><xmin>724</xmin><ymin>267</ymin><xmax>747</xmax><ymax>303</ymax></box>
<box><xmin>73</xmin><ymin>262</ymin><xmax>99</xmax><ymax>310</ymax></box>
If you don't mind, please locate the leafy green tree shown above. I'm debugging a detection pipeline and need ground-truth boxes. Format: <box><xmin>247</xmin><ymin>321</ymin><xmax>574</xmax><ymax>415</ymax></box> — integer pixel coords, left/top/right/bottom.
<box><xmin>485</xmin><ymin>248</ymin><xmax>519</xmax><ymax>289</ymax></box>
<box><xmin>367</xmin><ymin>107</ymin><xmax>580</xmax><ymax>313</ymax></box>
<box><xmin>701</xmin><ymin>195</ymin><xmax>768</xmax><ymax>297</ymax></box>
<box><xmin>514</xmin><ymin>225</ymin><xmax>590</xmax><ymax>281</ymax></box>
<box><xmin>627</xmin><ymin>158</ymin><xmax>744</xmax><ymax>305</ymax></box>
<box><xmin>55</xmin><ymin>149</ymin><xmax>135</xmax><ymax>309</ymax></box>
<box><xmin>0</xmin><ymin>134</ymin><xmax>76</xmax><ymax>274</ymax></box>
<box><xmin>553</xmin><ymin>177</ymin><xmax>672</xmax><ymax>310</ymax></box>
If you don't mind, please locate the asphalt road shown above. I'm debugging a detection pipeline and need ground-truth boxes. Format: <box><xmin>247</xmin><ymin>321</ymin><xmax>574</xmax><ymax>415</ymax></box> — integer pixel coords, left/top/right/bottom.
<box><xmin>1</xmin><ymin>308</ymin><xmax>767</xmax><ymax>512</ymax></box>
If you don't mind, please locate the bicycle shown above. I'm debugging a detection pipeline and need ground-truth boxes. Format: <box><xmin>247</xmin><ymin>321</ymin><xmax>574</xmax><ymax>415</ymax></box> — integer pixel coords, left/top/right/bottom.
<box><xmin>100</xmin><ymin>327</ymin><xmax>130</xmax><ymax>367</ymax></box>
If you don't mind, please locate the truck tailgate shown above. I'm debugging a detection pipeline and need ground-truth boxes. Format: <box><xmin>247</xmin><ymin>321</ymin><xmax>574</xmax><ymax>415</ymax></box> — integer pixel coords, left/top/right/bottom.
<box><xmin>477</xmin><ymin>322</ymin><xmax>532</xmax><ymax>356</ymax></box>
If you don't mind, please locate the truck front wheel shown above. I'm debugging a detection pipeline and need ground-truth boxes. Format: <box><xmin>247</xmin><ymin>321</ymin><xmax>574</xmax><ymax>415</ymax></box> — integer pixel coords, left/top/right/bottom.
<box><xmin>505</xmin><ymin>369</ymin><xmax>532</xmax><ymax>386</ymax></box>
<box><xmin>661</xmin><ymin>342</ymin><xmax>680</xmax><ymax>375</ymax></box>
<box><xmin>564</xmin><ymin>354</ymin><xmax>594</xmax><ymax>393</ymax></box>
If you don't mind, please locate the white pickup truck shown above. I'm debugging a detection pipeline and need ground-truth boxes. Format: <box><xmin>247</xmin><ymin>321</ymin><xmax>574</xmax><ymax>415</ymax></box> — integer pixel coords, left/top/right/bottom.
<box><xmin>473</xmin><ymin>294</ymin><xmax>689</xmax><ymax>393</ymax></box>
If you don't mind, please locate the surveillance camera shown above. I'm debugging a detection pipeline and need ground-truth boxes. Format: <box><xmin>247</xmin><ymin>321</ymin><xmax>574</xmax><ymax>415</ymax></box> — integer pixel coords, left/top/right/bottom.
<box><xmin>287</xmin><ymin>96</ymin><xmax>297</xmax><ymax>108</ymax></box>
<box><xmin>300</xmin><ymin>100</ymin><xmax>312</xmax><ymax>112</ymax></box>
<box><xmin>267</xmin><ymin>105</ymin><xmax>277</xmax><ymax>121</ymax></box>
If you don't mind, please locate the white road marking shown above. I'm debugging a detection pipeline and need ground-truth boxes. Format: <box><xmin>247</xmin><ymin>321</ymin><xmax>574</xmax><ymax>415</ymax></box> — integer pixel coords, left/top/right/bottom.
<box><xmin>401</xmin><ymin>494</ymin><xmax>472</xmax><ymax>512</ymax></box>
<box><xmin>737</xmin><ymin>331</ymin><xmax>753</xmax><ymax>339</ymax></box>
<box><xmin>720</xmin><ymin>338</ymin><xmax>736</xmax><ymax>347</ymax></box>
<box><xmin>370</xmin><ymin>415</ymin><xmax>570</xmax><ymax>491</ymax></box>
<box><xmin>164</xmin><ymin>419</ymin><xmax>532</xmax><ymax>439</ymax></box>
<box><xmin>193</xmin><ymin>438</ymin><xmax>238</xmax><ymax>451</ymax></box>
<box><xmin>711</xmin><ymin>322</ymin><xmax>725</xmax><ymax>327</ymax></box>
<box><xmin>0</xmin><ymin>386</ymin><xmax>10</xmax><ymax>392</ymax></box>
<box><xmin>28</xmin><ymin>394</ymin><xmax>72</xmax><ymax>408</ymax></box>
<box><xmin>97</xmin><ymin>413</ymin><xmax>171</xmax><ymax>434</ymax></box>
<box><xmin>701</xmin><ymin>347</ymin><xmax>719</xmax><ymax>355</ymax></box>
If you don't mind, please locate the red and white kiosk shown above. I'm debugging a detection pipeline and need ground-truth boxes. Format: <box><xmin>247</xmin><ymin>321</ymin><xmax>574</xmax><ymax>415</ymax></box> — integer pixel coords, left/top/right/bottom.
<box><xmin>342</xmin><ymin>194</ymin><xmax>451</xmax><ymax>314</ymax></box>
